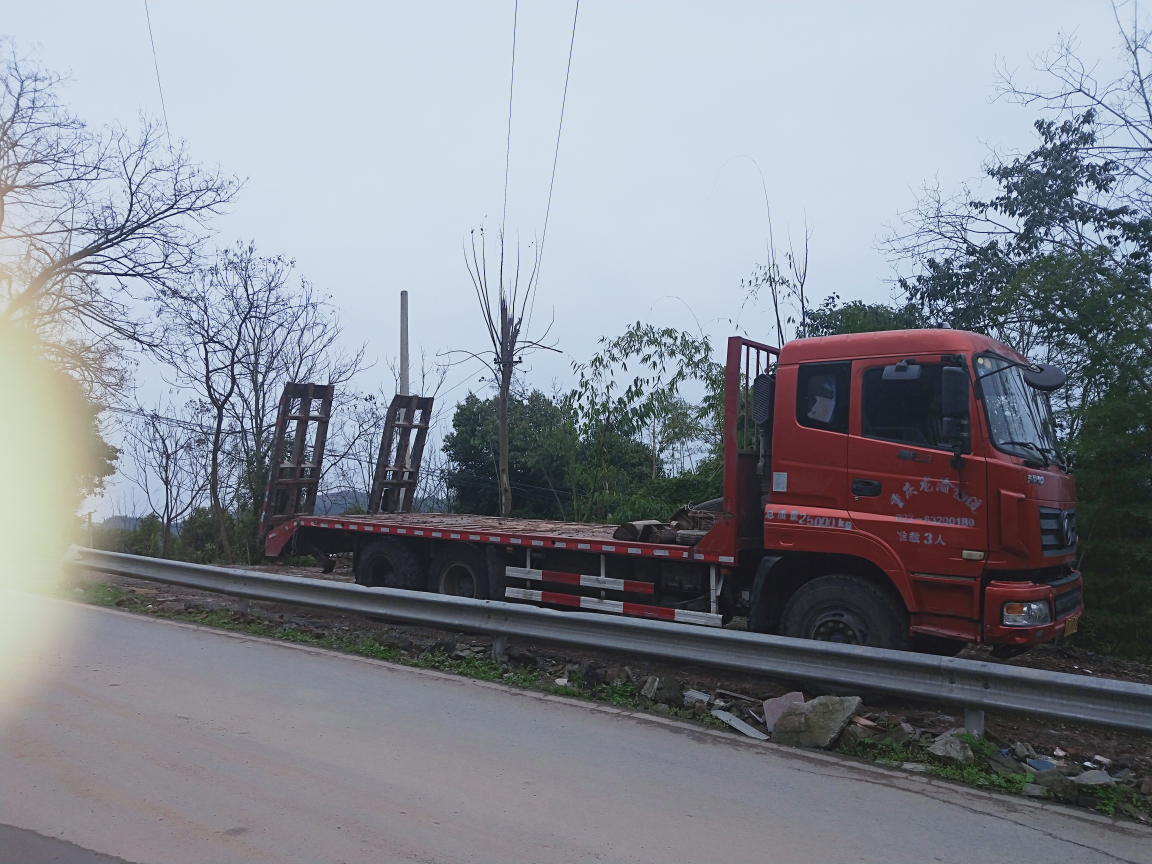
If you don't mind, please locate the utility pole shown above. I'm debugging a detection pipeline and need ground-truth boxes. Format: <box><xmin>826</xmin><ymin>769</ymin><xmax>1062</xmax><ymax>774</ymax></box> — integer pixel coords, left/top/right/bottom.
<box><xmin>400</xmin><ymin>290</ymin><xmax>410</xmax><ymax>396</ymax></box>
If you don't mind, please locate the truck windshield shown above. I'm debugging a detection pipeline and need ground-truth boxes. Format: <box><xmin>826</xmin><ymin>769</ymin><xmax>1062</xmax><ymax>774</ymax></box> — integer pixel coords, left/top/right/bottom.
<box><xmin>976</xmin><ymin>354</ymin><xmax>1061</xmax><ymax>467</ymax></box>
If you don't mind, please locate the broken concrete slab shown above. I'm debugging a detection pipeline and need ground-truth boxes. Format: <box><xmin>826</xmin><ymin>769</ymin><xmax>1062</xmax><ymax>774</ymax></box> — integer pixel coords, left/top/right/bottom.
<box><xmin>761</xmin><ymin>692</ymin><xmax>805</xmax><ymax>732</ymax></box>
<box><xmin>1072</xmin><ymin>769</ymin><xmax>1116</xmax><ymax>788</ymax></box>
<box><xmin>927</xmin><ymin>734</ymin><xmax>975</xmax><ymax>766</ymax></box>
<box><xmin>1022</xmin><ymin>784</ymin><xmax>1048</xmax><ymax>798</ymax></box>
<box><xmin>772</xmin><ymin>695</ymin><xmax>861</xmax><ymax>749</ymax></box>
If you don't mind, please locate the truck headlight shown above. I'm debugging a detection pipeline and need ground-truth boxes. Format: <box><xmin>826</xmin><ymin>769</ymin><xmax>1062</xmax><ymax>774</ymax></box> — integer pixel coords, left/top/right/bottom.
<box><xmin>1002</xmin><ymin>601</ymin><xmax>1052</xmax><ymax>626</ymax></box>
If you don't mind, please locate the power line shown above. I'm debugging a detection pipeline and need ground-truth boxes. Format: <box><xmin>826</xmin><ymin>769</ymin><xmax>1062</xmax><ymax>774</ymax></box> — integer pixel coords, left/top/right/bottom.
<box><xmin>143</xmin><ymin>0</ymin><xmax>172</xmax><ymax>148</ymax></box>
<box><xmin>500</xmin><ymin>0</ymin><xmax>519</xmax><ymax>242</ymax></box>
<box><xmin>527</xmin><ymin>0</ymin><xmax>579</xmax><ymax>334</ymax></box>
<box><xmin>538</xmin><ymin>0</ymin><xmax>579</xmax><ymax>266</ymax></box>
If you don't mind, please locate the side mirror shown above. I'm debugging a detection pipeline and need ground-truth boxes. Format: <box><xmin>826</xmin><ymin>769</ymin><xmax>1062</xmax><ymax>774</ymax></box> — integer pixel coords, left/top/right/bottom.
<box><xmin>941</xmin><ymin>367</ymin><xmax>970</xmax><ymax>419</ymax></box>
<box><xmin>1022</xmin><ymin>363</ymin><xmax>1066</xmax><ymax>392</ymax></box>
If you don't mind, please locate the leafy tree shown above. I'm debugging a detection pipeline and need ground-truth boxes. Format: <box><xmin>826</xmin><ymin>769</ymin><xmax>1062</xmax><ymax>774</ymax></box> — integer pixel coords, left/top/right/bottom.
<box><xmin>882</xmin><ymin>10</ymin><xmax>1152</xmax><ymax>654</ymax></box>
<box><xmin>803</xmin><ymin>295</ymin><xmax>926</xmax><ymax>337</ymax></box>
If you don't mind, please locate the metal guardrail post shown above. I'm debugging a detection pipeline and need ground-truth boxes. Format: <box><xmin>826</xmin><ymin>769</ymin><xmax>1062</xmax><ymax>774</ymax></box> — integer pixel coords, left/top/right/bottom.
<box><xmin>64</xmin><ymin>548</ymin><xmax>1152</xmax><ymax>736</ymax></box>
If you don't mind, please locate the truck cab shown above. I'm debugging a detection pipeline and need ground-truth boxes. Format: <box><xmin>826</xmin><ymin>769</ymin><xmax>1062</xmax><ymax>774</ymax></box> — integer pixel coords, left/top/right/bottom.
<box><xmin>736</xmin><ymin>330</ymin><xmax>1082</xmax><ymax>654</ymax></box>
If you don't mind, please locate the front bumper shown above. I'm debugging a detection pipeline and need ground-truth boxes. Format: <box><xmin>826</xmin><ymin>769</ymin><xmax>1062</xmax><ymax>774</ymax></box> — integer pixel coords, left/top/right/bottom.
<box><xmin>983</xmin><ymin>572</ymin><xmax>1084</xmax><ymax>645</ymax></box>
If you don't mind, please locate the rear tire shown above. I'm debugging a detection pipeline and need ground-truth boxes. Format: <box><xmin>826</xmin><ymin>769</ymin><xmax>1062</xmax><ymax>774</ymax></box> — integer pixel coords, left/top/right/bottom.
<box><xmin>781</xmin><ymin>574</ymin><xmax>909</xmax><ymax>650</ymax></box>
<box><xmin>355</xmin><ymin>539</ymin><xmax>423</xmax><ymax>590</ymax></box>
<box><xmin>428</xmin><ymin>543</ymin><xmax>490</xmax><ymax>599</ymax></box>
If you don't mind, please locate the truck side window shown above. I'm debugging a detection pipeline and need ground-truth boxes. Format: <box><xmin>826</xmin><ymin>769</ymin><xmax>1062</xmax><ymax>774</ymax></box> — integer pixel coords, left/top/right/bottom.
<box><xmin>861</xmin><ymin>365</ymin><xmax>949</xmax><ymax>448</ymax></box>
<box><xmin>796</xmin><ymin>362</ymin><xmax>850</xmax><ymax>433</ymax></box>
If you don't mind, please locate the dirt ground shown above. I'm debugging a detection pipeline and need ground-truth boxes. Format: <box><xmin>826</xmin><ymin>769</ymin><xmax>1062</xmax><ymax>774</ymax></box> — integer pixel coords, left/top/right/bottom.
<box><xmin>67</xmin><ymin>557</ymin><xmax>1152</xmax><ymax>818</ymax></box>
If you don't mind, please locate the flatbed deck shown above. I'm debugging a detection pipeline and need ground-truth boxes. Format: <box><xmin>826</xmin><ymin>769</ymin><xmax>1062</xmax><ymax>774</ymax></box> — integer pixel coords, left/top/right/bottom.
<box><xmin>264</xmin><ymin>512</ymin><xmax>735</xmax><ymax>565</ymax></box>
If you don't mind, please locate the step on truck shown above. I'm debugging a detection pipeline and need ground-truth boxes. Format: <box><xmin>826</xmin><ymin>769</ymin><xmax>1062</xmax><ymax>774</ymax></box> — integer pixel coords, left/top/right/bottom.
<box><xmin>262</xmin><ymin>331</ymin><xmax>1083</xmax><ymax>655</ymax></box>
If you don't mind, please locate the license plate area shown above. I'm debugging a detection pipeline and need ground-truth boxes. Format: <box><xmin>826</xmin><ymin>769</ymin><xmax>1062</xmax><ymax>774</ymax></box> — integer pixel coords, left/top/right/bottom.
<box><xmin>1063</xmin><ymin>615</ymin><xmax>1079</xmax><ymax>636</ymax></box>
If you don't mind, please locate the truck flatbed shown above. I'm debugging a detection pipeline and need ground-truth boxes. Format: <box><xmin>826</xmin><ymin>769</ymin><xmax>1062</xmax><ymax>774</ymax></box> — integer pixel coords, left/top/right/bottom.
<box><xmin>264</xmin><ymin>511</ymin><xmax>732</xmax><ymax>564</ymax></box>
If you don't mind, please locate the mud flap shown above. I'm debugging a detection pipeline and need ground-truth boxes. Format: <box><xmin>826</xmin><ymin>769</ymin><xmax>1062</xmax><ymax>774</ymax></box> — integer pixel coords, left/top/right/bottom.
<box><xmin>749</xmin><ymin>555</ymin><xmax>784</xmax><ymax>633</ymax></box>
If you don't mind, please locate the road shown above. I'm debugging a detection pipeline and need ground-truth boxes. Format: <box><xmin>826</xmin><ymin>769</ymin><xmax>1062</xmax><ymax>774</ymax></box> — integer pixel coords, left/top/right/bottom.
<box><xmin>1</xmin><ymin>592</ymin><xmax>1147</xmax><ymax>864</ymax></box>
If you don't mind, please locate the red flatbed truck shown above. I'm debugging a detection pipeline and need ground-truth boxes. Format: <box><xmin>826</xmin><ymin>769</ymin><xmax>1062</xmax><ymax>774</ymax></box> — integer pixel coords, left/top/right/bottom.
<box><xmin>264</xmin><ymin>331</ymin><xmax>1083</xmax><ymax>654</ymax></box>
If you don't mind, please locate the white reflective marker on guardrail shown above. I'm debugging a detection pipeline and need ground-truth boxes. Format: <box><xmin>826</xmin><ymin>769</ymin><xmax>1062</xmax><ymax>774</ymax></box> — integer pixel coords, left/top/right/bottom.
<box><xmin>66</xmin><ymin>547</ymin><xmax>1152</xmax><ymax>735</ymax></box>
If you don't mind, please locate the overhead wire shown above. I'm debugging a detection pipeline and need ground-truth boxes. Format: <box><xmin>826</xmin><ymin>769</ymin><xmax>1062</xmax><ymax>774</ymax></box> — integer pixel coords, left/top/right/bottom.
<box><xmin>500</xmin><ymin>0</ymin><xmax>519</xmax><ymax>245</ymax></box>
<box><xmin>143</xmin><ymin>0</ymin><xmax>173</xmax><ymax>148</ymax></box>
<box><xmin>526</xmin><ymin>0</ymin><xmax>579</xmax><ymax>335</ymax></box>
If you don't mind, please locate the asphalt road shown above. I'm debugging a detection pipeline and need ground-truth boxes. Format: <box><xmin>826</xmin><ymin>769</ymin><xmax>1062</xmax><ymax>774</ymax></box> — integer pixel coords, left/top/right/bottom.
<box><xmin>2</xmin><ymin>593</ymin><xmax>1148</xmax><ymax>864</ymax></box>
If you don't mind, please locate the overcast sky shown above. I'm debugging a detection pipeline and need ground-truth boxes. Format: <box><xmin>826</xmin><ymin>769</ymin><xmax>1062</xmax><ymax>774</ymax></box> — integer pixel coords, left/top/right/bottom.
<box><xmin>2</xmin><ymin>1</ymin><xmax>1135</xmax><ymax>513</ymax></box>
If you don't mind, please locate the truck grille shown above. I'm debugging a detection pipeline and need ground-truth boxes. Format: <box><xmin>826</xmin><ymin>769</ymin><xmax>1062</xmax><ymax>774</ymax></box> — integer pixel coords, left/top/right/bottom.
<box><xmin>1039</xmin><ymin>506</ymin><xmax>1077</xmax><ymax>557</ymax></box>
<box><xmin>1055</xmin><ymin>586</ymin><xmax>1082</xmax><ymax>619</ymax></box>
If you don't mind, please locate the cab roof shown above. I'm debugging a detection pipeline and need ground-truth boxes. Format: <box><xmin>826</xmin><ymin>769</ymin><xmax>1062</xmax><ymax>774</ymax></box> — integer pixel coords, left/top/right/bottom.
<box><xmin>777</xmin><ymin>328</ymin><xmax>1025</xmax><ymax>365</ymax></box>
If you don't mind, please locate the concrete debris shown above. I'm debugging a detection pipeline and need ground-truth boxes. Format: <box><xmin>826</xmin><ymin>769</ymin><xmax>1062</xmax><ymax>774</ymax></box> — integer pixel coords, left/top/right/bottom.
<box><xmin>986</xmin><ymin>752</ymin><xmax>1027</xmax><ymax>777</ymax></box>
<box><xmin>554</xmin><ymin>677</ymin><xmax>569</xmax><ymax>686</ymax></box>
<box><xmin>881</xmin><ymin>722</ymin><xmax>916</xmax><ymax>746</ymax></box>
<box><xmin>1052</xmin><ymin>747</ymin><xmax>1067</xmax><ymax>758</ymax></box>
<box><xmin>683</xmin><ymin>689</ymin><xmax>711</xmax><ymax>705</ymax></box>
<box><xmin>772</xmin><ymin>695</ymin><xmax>862</xmax><ymax>749</ymax></box>
<box><xmin>604</xmin><ymin>666</ymin><xmax>629</xmax><ymax>684</ymax></box>
<box><xmin>761</xmin><ymin>692</ymin><xmax>805</xmax><ymax>732</ymax></box>
<box><xmin>1091</xmin><ymin>754</ymin><xmax>1113</xmax><ymax>767</ymax></box>
<box><xmin>1072</xmin><ymin>769</ymin><xmax>1115</xmax><ymax>788</ymax></box>
<box><xmin>1139</xmin><ymin>777</ymin><xmax>1152</xmax><ymax>796</ymax></box>
<box><xmin>710</xmin><ymin>709</ymin><xmax>768</xmax><ymax>740</ymax></box>
<box><xmin>901</xmin><ymin>763</ymin><xmax>929</xmax><ymax>773</ymax></box>
<box><xmin>927</xmin><ymin>733</ymin><xmax>975</xmax><ymax>766</ymax></box>
<box><xmin>1021</xmin><ymin>783</ymin><xmax>1048</xmax><ymax>798</ymax></box>
<box><xmin>639</xmin><ymin>675</ymin><xmax>684</xmax><ymax>708</ymax></box>
<box><xmin>1033</xmin><ymin>769</ymin><xmax>1079</xmax><ymax>803</ymax></box>
<box><xmin>640</xmin><ymin>676</ymin><xmax>659</xmax><ymax>699</ymax></box>
<box><xmin>1012</xmin><ymin>741</ymin><xmax>1038</xmax><ymax>761</ymax></box>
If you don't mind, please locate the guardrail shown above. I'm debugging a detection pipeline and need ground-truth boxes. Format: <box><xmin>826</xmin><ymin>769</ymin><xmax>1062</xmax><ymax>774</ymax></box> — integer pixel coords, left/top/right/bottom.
<box><xmin>66</xmin><ymin>547</ymin><xmax>1152</xmax><ymax>736</ymax></box>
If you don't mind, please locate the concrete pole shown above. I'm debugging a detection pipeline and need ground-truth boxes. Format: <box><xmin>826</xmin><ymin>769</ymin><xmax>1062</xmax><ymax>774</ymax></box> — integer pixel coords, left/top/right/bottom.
<box><xmin>400</xmin><ymin>290</ymin><xmax>410</xmax><ymax>396</ymax></box>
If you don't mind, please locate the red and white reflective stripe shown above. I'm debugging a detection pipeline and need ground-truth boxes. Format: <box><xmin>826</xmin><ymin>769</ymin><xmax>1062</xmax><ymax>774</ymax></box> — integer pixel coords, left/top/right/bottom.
<box><xmin>505</xmin><ymin>587</ymin><xmax>721</xmax><ymax>627</ymax></box>
<box><xmin>506</xmin><ymin>565</ymin><xmax>654</xmax><ymax>595</ymax></box>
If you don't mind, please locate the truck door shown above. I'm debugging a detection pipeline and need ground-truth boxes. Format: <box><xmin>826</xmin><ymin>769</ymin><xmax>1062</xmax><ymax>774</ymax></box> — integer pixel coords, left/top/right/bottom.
<box><xmin>846</xmin><ymin>357</ymin><xmax>988</xmax><ymax>579</ymax></box>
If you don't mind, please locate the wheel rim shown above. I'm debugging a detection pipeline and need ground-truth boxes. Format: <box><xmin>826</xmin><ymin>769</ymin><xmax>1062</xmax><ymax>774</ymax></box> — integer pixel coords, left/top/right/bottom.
<box><xmin>440</xmin><ymin>563</ymin><xmax>477</xmax><ymax>598</ymax></box>
<box><xmin>809</xmin><ymin>607</ymin><xmax>871</xmax><ymax>644</ymax></box>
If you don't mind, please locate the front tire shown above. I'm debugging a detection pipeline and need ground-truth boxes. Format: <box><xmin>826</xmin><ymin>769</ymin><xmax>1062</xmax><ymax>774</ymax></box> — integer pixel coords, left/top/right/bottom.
<box><xmin>355</xmin><ymin>539</ymin><xmax>422</xmax><ymax>590</ymax></box>
<box><xmin>428</xmin><ymin>543</ymin><xmax>490</xmax><ymax>599</ymax></box>
<box><xmin>781</xmin><ymin>574</ymin><xmax>909</xmax><ymax>650</ymax></box>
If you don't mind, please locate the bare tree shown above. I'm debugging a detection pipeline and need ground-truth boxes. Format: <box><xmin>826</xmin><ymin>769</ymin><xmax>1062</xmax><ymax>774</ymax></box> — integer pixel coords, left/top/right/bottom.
<box><xmin>123</xmin><ymin>402</ymin><xmax>208</xmax><ymax>557</ymax></box>
<box><xmin>454</xmin><ymin>227</ymin><xmax>555</xmax><ymax>516</ymax></box>
<box><xmin>996</xmin><ymin>0</ymin><xmax>1152</xmax><ymax>214</ymax></box>
<box><xmin>158</xmin><ymin>247</ymin><xmax>261</xmax><ymax>563</ymax></box>
<box><xmin>0</xmin><ymin>42</ymin><xmax>240</xmax><ymax>397</ymax></box>
<box><xmin>226</xmin><ymin>257</ymin><xmax>363</xmax><ymax>521</ymax></box>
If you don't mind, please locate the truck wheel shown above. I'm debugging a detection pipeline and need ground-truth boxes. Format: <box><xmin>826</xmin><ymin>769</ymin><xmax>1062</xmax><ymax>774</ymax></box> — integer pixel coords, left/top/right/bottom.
<box><xmin>428</xmin><ymin>543</ymin><xmax>490</xmax><ymax>600</ymax></box>
<box><xmin>781</xmin><ymin>575</ymin><xmax>908</xmax><ymax>650</ymax></box>
<box><xmin>355</xmin><ymin>539</ymin><xmax>422</xmax><ymax>591</ymax></box>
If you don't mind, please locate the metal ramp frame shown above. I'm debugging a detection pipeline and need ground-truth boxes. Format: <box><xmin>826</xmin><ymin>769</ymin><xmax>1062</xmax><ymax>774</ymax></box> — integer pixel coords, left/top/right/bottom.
<box><xmin>368</xmin><ymin>394</ymin><xmax>434</xmax><ymax>513</ymax></box>
<box><xmin>259</xmin><ymin>382</ymin><xmax>335</xmax><ymax>540</ymax></box>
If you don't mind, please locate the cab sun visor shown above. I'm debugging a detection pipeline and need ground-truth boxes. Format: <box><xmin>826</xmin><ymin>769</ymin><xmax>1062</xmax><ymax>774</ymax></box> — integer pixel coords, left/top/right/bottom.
<box><xmin>882</xmin><ymin>361</ymin><xmax>921</xmax><ymax>380</ymax></box>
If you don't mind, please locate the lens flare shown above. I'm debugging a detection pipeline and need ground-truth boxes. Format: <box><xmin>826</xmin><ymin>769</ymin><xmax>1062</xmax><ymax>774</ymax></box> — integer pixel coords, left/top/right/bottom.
<box><xmin>0</xmin><ymin>329</ymin><xmax>88</xmax><ymax>716</ymax></box>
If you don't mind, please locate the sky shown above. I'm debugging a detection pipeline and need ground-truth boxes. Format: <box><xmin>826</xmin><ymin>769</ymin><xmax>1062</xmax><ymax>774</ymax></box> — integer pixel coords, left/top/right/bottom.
<box><xmin>1</xmin><ymin>0</ymin><xmax>1135</xmax><ymax>514</ymax></box>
